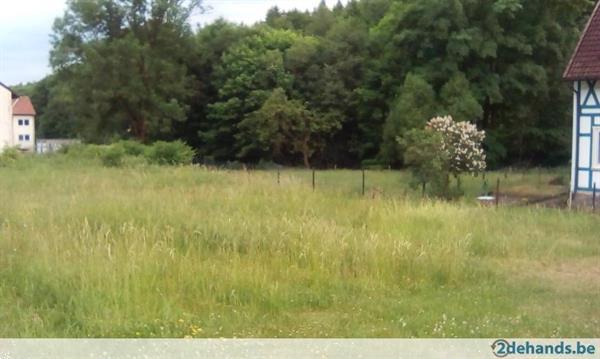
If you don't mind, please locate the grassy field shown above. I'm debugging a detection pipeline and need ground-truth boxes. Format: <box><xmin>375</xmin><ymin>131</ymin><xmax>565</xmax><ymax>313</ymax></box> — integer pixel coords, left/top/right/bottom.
<box><xmin>0</xmin><ymin>156</ymin><xmax>598</xmax><ymax>338</ymax></box>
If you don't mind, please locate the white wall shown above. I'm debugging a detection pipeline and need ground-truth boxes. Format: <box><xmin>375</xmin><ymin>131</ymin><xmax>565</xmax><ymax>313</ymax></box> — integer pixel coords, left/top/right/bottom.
<box><xmin>0</xmin><ymin>86</ymin><xmax>12</xmax><ymax>150</ymax></box>
<box><xmin>13</xmin><ymin>115</ymin><xmax>35</xmax><ymax>151</ymax></box>
<box><xmin>575</xmin><ymin>80</ymin><xmax>600</xmax><ymax>192</ymax></box>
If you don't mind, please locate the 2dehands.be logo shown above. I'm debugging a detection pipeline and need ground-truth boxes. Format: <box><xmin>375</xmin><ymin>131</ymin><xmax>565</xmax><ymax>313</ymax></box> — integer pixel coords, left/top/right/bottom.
<box><xmin>492</xmin><ymin>339</ymin><xmax>597</xmax><ymax>357</ymax></box>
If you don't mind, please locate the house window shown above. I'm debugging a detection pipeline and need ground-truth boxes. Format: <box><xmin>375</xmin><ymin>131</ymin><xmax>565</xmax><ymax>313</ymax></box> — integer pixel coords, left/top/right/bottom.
<box><xmin>18</xmin><ymin>120</ymin><xmax>23</xmax><ymax>126</ymax></box>
<box><xmin>25</xmin><ymin>135</ymin><xmax>30</xmax><ymax>141</ymax></box>
<box><xmin>18</xmin><ymin>135</ymin><xmax>24</xmax><ymax>141</ymax></box>
<box><xmin>24</xmin><ymin>119</ymin><xmax>30</xmax><ymax>126</ymax></box>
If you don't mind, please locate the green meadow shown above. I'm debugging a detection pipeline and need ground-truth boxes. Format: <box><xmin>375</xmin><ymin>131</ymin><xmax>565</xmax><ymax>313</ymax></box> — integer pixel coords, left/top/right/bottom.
<box><xmin>0</xmin><ymin>157</ymin><xmax>598</xmax><ymax>338</ymax></box>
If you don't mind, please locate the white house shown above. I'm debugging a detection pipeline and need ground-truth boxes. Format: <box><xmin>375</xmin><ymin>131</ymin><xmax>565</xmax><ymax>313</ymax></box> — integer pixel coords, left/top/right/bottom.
<box><xmin>0</xmin><ymin>82</ymin><xmax>36</xmax><ymax>152</ymax></box>
<box><xmin>564</xmin><ymin>1</ymin><xmax>600</xmax><ymax>207</ymax></box>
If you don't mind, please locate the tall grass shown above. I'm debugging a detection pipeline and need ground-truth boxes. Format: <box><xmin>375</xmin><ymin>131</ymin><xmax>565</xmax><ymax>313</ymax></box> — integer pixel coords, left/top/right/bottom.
<box><xmin>0</xmin><ymin>157</ymin><xmax>597</xmax><ymax>338</ymax></box>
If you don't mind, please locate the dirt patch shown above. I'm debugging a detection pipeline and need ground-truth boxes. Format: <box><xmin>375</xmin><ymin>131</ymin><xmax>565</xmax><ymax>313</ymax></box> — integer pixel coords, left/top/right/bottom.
<box><xmin>506</xmin><ymin>259</ymin><xmax>600</xmax><ymax>292</ymax></box>
<box><xmin>498</xmin><ymin>192</ymin><xmax>569</xmax><ymax>208</ymax></box>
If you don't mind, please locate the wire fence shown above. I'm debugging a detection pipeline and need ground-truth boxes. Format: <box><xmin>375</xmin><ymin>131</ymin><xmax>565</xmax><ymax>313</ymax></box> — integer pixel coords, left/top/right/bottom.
<box><xmin>197</xmin><ymin>163</ymin><xmax>587</xmax><ymax>210</ymax></box>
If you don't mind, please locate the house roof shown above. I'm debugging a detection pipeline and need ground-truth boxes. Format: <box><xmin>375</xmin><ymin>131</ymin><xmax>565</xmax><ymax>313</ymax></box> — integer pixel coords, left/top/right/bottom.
<box><xmin>0</xmin><ymin>81</ymin><xmax>18</xmax><ymax>99</ymax></box>
<box><xmin>564</xmin><ymin>1</ymin><xmax>600</xmax><ymax>80</ymax></box>
<box><xmin>12</xmin><ymin>96</ymin><xmax>36</xmax><ymax>116</ymax></box>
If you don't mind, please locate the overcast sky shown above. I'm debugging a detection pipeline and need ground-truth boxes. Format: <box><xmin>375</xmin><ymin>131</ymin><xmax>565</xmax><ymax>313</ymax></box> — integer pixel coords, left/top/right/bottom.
<box><xmin>0</xmin><ymin>0</ymin><xmax>345</xmax><ymax>86</ymax></box>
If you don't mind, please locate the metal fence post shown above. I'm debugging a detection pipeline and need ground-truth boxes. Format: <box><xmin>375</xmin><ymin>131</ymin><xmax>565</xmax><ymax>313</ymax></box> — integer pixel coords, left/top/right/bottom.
<box><xmin>362</xmin><ymin>169</ymin><xmax>366</xmax><ymax>196</ymax></box>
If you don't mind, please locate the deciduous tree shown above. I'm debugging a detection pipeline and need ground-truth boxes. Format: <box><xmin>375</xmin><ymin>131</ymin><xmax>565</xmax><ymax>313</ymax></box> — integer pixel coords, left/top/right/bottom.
<box><xmin>50</xmin><ymin>0</ymin><xmax>202</xmax><ymax>142</ymax></box>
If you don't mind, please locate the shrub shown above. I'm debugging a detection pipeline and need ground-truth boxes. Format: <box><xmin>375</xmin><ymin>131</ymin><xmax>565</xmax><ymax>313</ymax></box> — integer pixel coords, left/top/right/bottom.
<box><xmin>61</xmin><ymin>143</ymin><xmax>107</xmax><ymax>159</ymax></box>
<box><xmin>101</xmin><ymin>145</ymin><xmax>126</xmax><ymax>167</ymax></box>
<box><xmin>0</xmin><ymin>147</ymin><xmax>22</xmax><ymax>167</ymax></box>
<box><xmin>400</xmin><ymin>115</ymin><xmax>486</xmax><ymax>199</ymax></box>
<box><xmin>145</xmin><ymin>141</ymin><xmax>195</xmax><ymax>166</ymax></box>
<box><xmin>400</xmin><ymin>129</ymin><xmax>448</xmax><ymax>196</ymax></box>
<box><xmin>426</xmin><ymin>116</ymin><xmax>486</xmax><ymax>177</ymax></box>
<box><xmin>117</xmin><ymin>140</ymin><xmax>147</xmax><ymax>156</ymax></box>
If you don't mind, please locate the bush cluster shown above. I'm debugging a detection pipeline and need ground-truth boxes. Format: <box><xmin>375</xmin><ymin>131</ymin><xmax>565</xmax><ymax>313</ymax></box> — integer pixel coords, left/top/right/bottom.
<box><xmin>145</xmin><ymin>141</ymin><xmax>196</xmax><ymax>166</ymax></box>
<box><xmin>101</xmin><ymin>145</ymin><xmax>127</xmax><ymax>167</ymax></box>
<box><xmin>400</xmin><ymin>115</ymin><xmax>487</xmax><ymax>199</ymax></box>
<box><xmin>62</xmin><ymin>140</ymin><xmax>196</xmax><ymax>167</ymax></box>
<box><xmin>0</xmin><ymin>147</ymin><xmax>22</xmax><ymax>167</ymax></box>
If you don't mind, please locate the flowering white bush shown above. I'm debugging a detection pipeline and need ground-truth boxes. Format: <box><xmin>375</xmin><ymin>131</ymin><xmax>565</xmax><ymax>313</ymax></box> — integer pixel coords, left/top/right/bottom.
<box><xmin>398</xmin><ymin>115</ymin><xmax>486</xmax><ymax>199</ymax></box>
<box><xmin>426</xmin><ymin>116</ymin><xmax>486</xmax><ymax>176</ymax></box>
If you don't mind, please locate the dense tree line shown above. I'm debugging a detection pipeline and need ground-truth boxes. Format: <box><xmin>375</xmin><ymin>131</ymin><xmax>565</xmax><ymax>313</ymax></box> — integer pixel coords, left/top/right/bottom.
<box><xmin>14</xmin><ymin>0</ymin><xmax>595</xmax><ymax>168</ymax></box>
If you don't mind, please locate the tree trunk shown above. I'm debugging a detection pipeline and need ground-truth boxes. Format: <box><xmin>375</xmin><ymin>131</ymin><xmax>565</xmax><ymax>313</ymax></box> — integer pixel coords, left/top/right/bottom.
<box><xmin>303</xmin><ymin>149</ymin><xmax>311</xmax><ymax>169</ymax></box>
<box><xmin>302</xmin><ymin>140</ymin><xmax>311</xmax><ymax>169</ymax></box>
<box><xmin>132</xmin><ymin>116</ymin><xmax>147</xmax><ymax>143</ymax></box>
<box><xmin>442</xmin><ymin>173</ymin><xmax>450</xmax><ymax>199</ymax></box>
